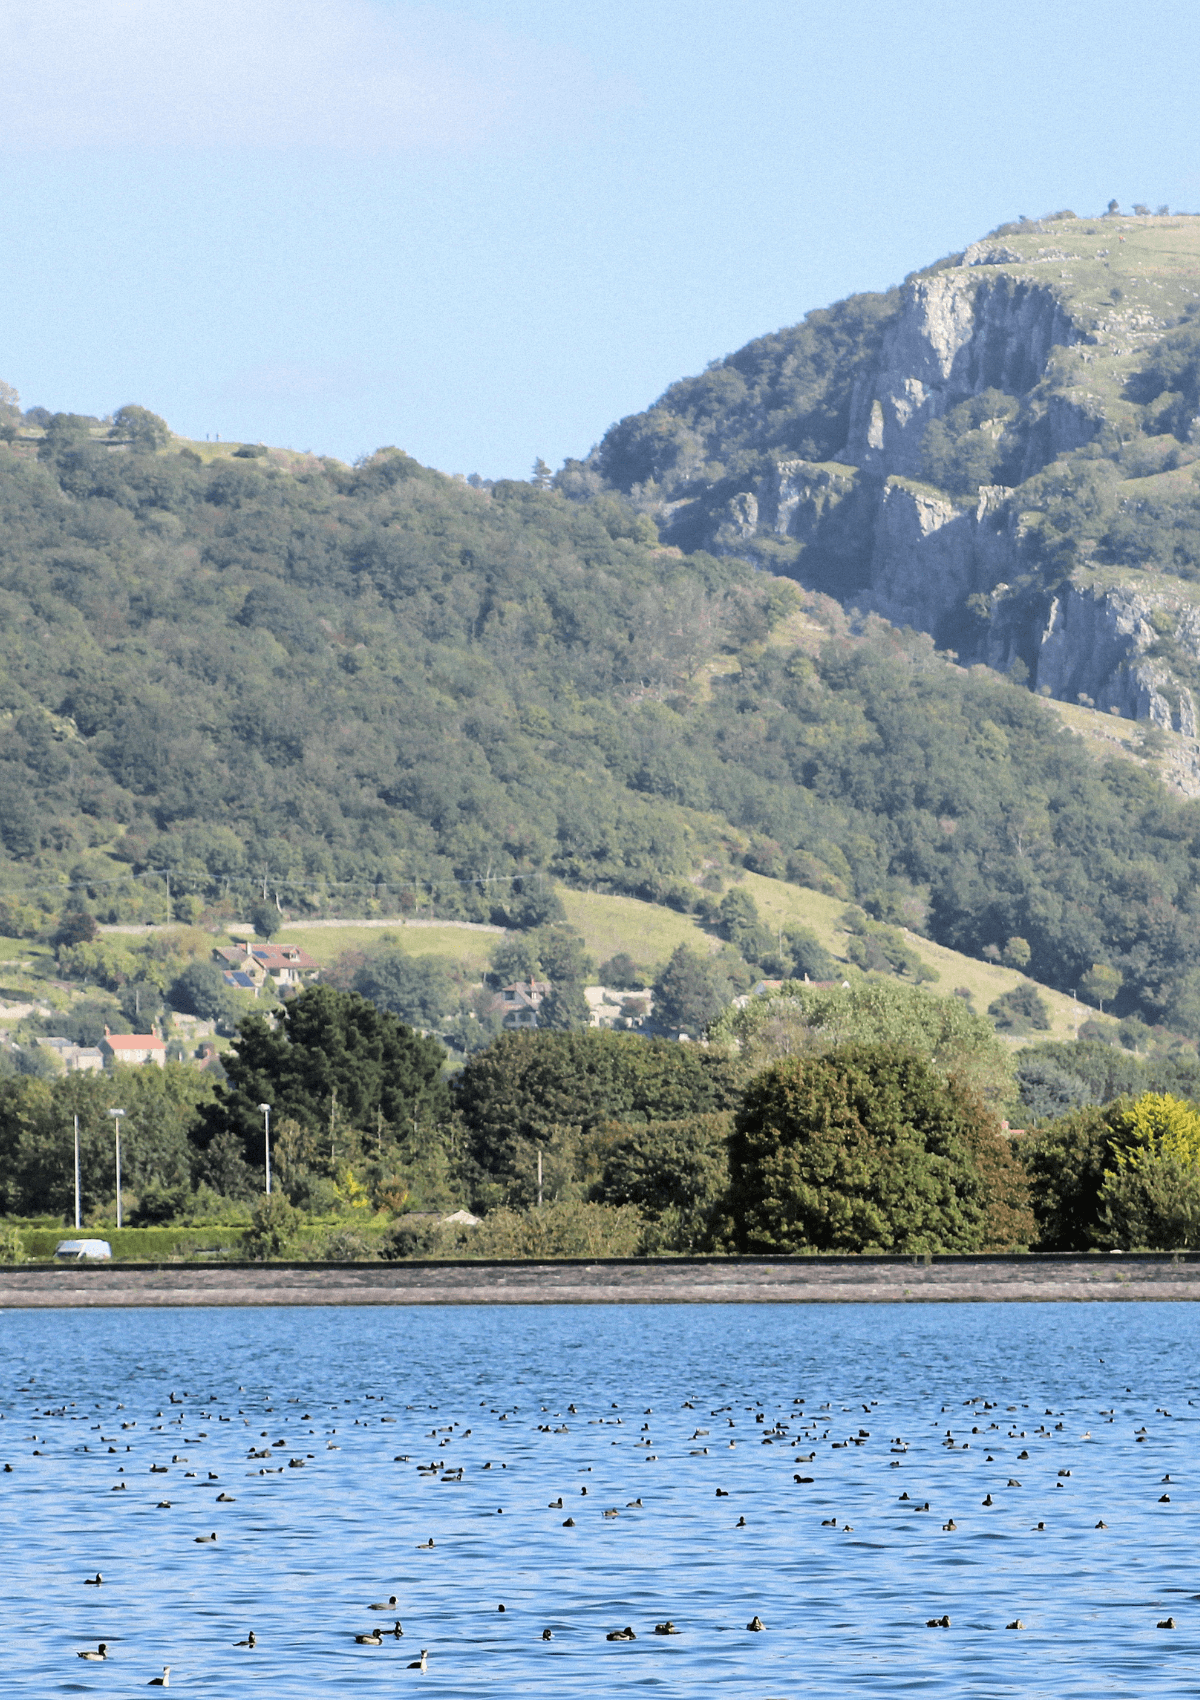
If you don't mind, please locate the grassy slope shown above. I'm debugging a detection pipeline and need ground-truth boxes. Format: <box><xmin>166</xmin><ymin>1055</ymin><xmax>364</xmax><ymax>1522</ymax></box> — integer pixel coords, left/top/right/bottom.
<box><xmin>270</xmin><ymin>882</ymin><xmax>1087</xmax><ymax>1047</ymax></box>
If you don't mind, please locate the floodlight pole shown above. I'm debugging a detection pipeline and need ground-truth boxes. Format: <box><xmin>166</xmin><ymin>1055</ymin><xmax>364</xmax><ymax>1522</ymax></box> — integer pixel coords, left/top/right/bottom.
<box><xmin>73</xmin><ymin>1114</ymin><xmax>81</xmax><ymax>1231</ymax></box>
<box><xmin>259</xmin><ymin>1103</ymin><xmax>272</xmax><ymax>1196</ymax></box>
<box><xmin>108</xmin><ymin>1109</ymin><xmax>125</xmax><ymax>1229</ymax></box>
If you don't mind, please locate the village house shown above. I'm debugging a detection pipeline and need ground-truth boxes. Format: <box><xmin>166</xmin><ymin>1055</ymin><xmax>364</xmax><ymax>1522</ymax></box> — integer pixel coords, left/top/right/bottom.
<box><xmin>100</xmin><ymin>1029</ymin><xmax>167</xmax><ymax>1068</ymax></box>
<box><xmin>212</xmin><ymin>939</ymin><xmax>320</xmax><ymax>991</ymax></box>
<box><xmin>488</xmin><ymin>978</ymin><xmax>550</xmax><ymax>1029</ymax></box>
<box><xmin>38</xmin><ymin>1036</ymin><xmax>104</xmax><ymax>1074</ymax></box>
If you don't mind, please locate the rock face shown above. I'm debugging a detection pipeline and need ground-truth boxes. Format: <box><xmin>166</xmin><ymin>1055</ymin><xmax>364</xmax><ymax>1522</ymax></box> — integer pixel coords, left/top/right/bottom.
<box><xmin>840</xmin><ymin>272</ymin><xmax>1086</xmax><ymax>478</ymax></box>
<box><xmin>1034</xmin><ymin>584</ymin><xmax>1200</xmax><ymax>733</ymax></box>
<box><xmin>703</xmin><ymin>260</ymin><xmax>1200</xmax><ymax>729</ymax></box>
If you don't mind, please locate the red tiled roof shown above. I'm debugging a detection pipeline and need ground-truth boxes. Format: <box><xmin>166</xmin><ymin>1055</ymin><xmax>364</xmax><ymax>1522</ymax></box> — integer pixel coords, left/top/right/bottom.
<box><xmin>104</xmin><ymin>1032</ymin><xmax>166</xmax><ymax>1050</ymax></box>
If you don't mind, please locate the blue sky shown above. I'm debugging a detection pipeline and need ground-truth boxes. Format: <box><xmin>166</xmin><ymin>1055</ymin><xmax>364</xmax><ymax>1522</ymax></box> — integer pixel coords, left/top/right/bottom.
<box><xmin>4</xmin><ymin>0</ymin><xmax>1200</xmax><ymax>476</ymax></box>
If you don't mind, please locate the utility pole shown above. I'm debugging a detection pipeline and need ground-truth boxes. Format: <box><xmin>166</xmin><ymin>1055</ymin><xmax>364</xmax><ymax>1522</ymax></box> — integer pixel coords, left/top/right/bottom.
<box><xmin>259</xmin><ymin>1103</ymin><xmax>272</xmax><ymax>1196</ymax></box>
<box><xmin>73</xmin><ymin>1114</ymin><xmax>81</xmax><ymax>1231</ymax></box>
<box><xmin>108</xmin><ymin>1109</ymin><xmax>125</xmax><ymax>1229</ymax></box>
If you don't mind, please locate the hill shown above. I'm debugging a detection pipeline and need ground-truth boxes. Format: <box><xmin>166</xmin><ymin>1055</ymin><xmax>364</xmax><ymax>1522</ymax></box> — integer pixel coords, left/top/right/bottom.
<box><xmin>583</xmin><ymin>210</ymin><xmax>1200</xmax><ymax>746</ymax></box>
<box><xmin>3</xmin><ymin>228</ymin><xmax>1200</xmax><ymax>1037</ymax></box>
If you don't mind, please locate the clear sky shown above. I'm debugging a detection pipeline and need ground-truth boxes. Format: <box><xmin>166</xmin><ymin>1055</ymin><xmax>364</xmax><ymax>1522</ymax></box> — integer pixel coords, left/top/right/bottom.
<box><xmin>4</xmin><ymin>0</ymin><xmax>1200</xmax><ymax>477</ymax></box>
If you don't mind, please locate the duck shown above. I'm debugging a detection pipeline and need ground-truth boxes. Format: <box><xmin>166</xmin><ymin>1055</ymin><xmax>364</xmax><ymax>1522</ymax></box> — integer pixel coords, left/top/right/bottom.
<box><xmin>1096</xmin><ymin>1520</ymin><xmax>1108</xmax><ymax>1529</ymax></box>
<box><xmin>416</xmin><ymin>1538</ymin><xmax>435</xmax><ymax>1549</ymax></box>
<box><xmin>981</xmin><ymin>1494</ymin><xmax>994</xmax><ymax>1506</ymax></box>
<box><xmin>548</xmin><ymin>1497</ymin><xmax>563</xmax><ymax>1508</ymax></box>
<box><xmin>606</xmin><ymin>1626</ymin><xmax>637</xmax><ymax>1641</ymax></box>
<box><xmin>562</xmin><ymin>1517</ymin><xmax>576</xmax><ymax>1526</ymax></box>
<box><xmin>368</xmin><ymin>1595</ymin><xmax>399</xmax><ymax>1611</ymax></box>
<box><xmin>392</xmin><ymin>1621</ymin><xmax>404</xmax><ymax>1638</ymax></box>
<box><xmin>654</xmin><ymin>1621</ymin><xmax>681</xmax><ymax>1635</ymax></box>
<box><xmin>926</xmin><ymin>1616</ymin><xmax>951</xmax><ymax>1629</ymax></box>
<box><xmin>157</xmin><ymin>1501</ymin><xmax>172</xmax><ymax>1509</ymax></box>
<box><xmin>234</xmin><ymin>1632</ymin><xmax>256</xmax><ymax>1648</ymax></box>
<box><xmin>497</xmin><ymin>1604</ymin><xmax>505</xmax><ymax>1613</ymax></box>
<box><xmin>407</xmin><ymin>1648</ymin><xmax>429</xmax><ymax>1669</ymax></box>
<box><xmin>354</xmin><ymin>1629</ymin><xmax>384</xmax><ymax>1645</ymax></box>
<box><xmin>942</xmin><ymin>1519</ymin><xmax>957</xmax><ymax>1531</ymax></box>
<box><xmin>736</xmin><ymin>1516</ymin><xmax>746</xmax><ymax>1527</ymax></box>
<box><xmin>148</xmin><ymin>1669</ymin><xmax>171</xmax><ymax>1687</ymax></box>
<box><xmin>84</xmin><ymin>1572</ymin><xmax>103</xmax><ymax>1585</ymax></box>
<box><xmin>216</xmin><ymin>1492</ymin><xmax>235</xmax><ymax>1503</ymax></box>
<box><xmin>1006</xmin><ymin>1620</ymin><xmax>1024</xmax><ymax>1630</ymax></box>
<box><xmin>1158</xmin><ymin>1618</ymin><xmax>1177</xmax><ymax>1629</ymax></box>
<box><xmin>194</xmin><ymin>1532</ymin><xmax>217</xmax><ymax>1543</ymax></box>
<box><xmin>746</xmin><ymin>1616</ymin><xmax>765</xmax><ymax>1632</ymax></box>
<box><xmin>77</xmin><ymin>1644</ymin><xmax>108</xmax><ymax>1660</ymax></box>
<box><xmin>541</xmin><ymin>1628</ymin><xmax>553</xmax><ymax>1641</ymax></box>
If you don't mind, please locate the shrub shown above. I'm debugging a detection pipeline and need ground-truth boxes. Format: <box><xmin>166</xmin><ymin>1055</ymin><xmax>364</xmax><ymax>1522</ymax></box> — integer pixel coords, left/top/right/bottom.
<box><xmin>728</xmin><ymin>1043</ymin><xmax>1032</xmax><ymax>1253</ymax></box>
<box><xmin>242</xmin><ymin>1193</ymin><xmax>300</xmax><ymax>1259</ymax></box>
<box><xmin>988</xmin><ymin>983</ymin><xmax>1051</xmax><ymax>1033</ymax></box>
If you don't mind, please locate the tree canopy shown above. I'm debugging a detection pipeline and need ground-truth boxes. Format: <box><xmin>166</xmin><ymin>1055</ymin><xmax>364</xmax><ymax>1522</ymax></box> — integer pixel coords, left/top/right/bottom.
<box><xmin>727</xmin><ymin>1043</ymin><xmax>1032</xmax><ymax>1254</ymax></box>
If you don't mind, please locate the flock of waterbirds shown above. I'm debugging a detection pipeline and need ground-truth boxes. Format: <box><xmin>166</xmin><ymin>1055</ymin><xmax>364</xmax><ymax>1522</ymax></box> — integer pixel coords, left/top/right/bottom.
<box><xmin>2</xmin><ymin>1351</ymin><xmax>1196</xmax><ymax>1689</ymax></box>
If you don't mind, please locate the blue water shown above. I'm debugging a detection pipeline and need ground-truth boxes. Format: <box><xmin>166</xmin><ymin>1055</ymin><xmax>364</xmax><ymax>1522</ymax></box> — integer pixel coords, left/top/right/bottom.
<box><xmin>1</xmin><ymin>1301</ymin><xmax>1198</xmax><ymax>1697</ymax></box>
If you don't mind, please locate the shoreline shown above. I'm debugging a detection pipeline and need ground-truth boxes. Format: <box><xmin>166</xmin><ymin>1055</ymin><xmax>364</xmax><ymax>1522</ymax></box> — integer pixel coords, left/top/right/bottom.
<box><xmin>3</xmin><ymin>1253</ymin><xmax>1200</xmax><ymax>1306</ymax></box>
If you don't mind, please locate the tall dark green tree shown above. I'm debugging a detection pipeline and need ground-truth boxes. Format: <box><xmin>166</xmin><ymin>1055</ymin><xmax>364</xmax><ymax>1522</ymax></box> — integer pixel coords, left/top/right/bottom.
<box><xmin>208</xmin><ymin>985</ymin><xmax>449</xmax><ymax>1172</ymax></box>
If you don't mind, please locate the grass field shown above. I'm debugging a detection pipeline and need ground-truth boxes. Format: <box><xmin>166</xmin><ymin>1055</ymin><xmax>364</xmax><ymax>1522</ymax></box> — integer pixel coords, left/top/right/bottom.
<box><xmin>275</xmin><ymin>922</ymin><xmax>496</xmax><ymax>974</ymax></box>
<box><xmin>558</xmin><ymin>890</ymin><xmax>721</xmax><ymax>969</ymax></box>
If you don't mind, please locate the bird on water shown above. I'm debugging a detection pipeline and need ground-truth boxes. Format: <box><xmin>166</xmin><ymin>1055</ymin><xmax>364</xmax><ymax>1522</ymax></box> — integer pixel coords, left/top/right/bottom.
<box><xmin>77</xmin><ymin>1644</ymin><xmax>108</xmax><ymax>1660</ymax></box>
<box><xmin>148</xmin><ymin>1668</ymin><xmax>171</xmax><ymax>1686</ymax></box>
<box><xmin>407</xmin><ymin>1648</ymin><xmax>429</xmax><ymax>1669</ymax></box>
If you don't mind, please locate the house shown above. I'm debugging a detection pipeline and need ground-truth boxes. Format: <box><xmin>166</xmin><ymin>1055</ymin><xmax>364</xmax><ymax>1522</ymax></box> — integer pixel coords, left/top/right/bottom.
<box><xmin>38</xmin><ymin>1036</ymin><xmax>104</xmax><ymax>1074</ymax></box>
<box><xmin>100</xmin><ymin>1028</ymin><xmax>166</xmax><ymax>1068</ymax></box>
<box><xmin>213</xmin><ymin>939</ymin><xmax>319</xmax><ymax>990</ymax></box>
<box><xmin>221</xmin><ymin>969</ymin><xmax>259</xmax><ymax>996</ymax></box>
<box><xmin>488</xmin><ymin>979</ymin><xmax>550</xmax><ymax>1029</ymax></box>
<box><xmin>584</xmin><ymin>986</ymin><xmax>653</xmax><ymax>1030</ymax></box>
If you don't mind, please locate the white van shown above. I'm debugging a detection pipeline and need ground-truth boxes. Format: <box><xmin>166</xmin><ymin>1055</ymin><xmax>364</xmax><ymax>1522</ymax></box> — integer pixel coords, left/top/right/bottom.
<box><xmin>53</xmin><ymin>1239</ymin><xmax>112</xmax><ymax>1261</ymax></box>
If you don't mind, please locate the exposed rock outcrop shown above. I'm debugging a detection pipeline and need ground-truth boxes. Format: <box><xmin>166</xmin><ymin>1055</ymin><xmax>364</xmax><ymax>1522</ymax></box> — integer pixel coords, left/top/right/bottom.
<box><xmin>1034</xmin><ymin>584</ymin><xmax>1200</xmax><ymax>732</ymax></box>
<box><xmin>841</xmin><ymin>273</ymin><xmax>1087</xmax><ymax>478</ymax></box>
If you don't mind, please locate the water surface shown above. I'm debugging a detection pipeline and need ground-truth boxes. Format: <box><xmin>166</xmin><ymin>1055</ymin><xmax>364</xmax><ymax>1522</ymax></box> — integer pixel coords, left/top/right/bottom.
<box><xmin>1</xmin><ymin>1301</ymin><xmax>1197</xmax><ymax>1696</ymax></box>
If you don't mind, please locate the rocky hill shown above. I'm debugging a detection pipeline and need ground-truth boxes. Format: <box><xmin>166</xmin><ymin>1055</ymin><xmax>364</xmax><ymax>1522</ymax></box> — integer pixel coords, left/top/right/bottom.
<box><xmin>582</xmin><ymin>211</ymin><xmax>1200</xmax><ymax>748</ymax></box>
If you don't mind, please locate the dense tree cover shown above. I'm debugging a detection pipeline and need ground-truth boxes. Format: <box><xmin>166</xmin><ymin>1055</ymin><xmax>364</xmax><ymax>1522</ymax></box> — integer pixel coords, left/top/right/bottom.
<box><xmin>709</xmin><ymin>980</ymin><xmax>1016</xmax><ymax>1108</ymax></box>
<box><xmin>592</xmin><ymin>1114</ymin><xmax>731</xmax><ymax>1251</ymax></box>
<box><xmin>207</xmin><ymin>985</ymin><xmax>450</xmax><ymax>1178</ymax></box>
<box><xmin>0</xmin><ymin>1063</ymin><xmax>217</xmax><ymax>1218</ymax></box>
<box><xmin>727</xmin><ymin>1044</ymin><xmax>1033</xmax><ymax>1253</ymax></box>
<box><xmin>1014</xmin><ymin>1039</ymin><xmax>1200</xmax><ymax>1123</ymax></box>
<box><xmin>0</xmin><ymin>419</ymin><xmax>1197</xmax><ymax>1032</ymax></box>
<box><xmin>451</xmin><ymin>1028</ymin><xmax>742</xmax><ymax>1195</ymax></box>
<box><xmin>1021</xmin><ymin>1092</ymin><xmax>1200</xmax><ymax>1250</ymax></box>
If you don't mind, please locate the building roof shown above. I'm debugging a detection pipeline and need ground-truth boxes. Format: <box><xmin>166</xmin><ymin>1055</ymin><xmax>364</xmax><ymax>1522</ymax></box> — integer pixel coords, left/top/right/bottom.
<box><xmin>249</xmin><ymin>944</ymin><xmax>319</xmax><ymax>970</ymax></box>
<box><xmin>102</xmin><ymin>1030</ymin><xmax>166</xmax><ymax>1051</ymax></box>
<box><xmin>222</xmin><ymin>971</ymin><xmax>257</xmax><ymax>989</ymax></box>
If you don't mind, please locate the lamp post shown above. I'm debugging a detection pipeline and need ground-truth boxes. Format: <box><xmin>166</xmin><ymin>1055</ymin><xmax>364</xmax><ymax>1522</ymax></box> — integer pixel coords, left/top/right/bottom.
<box><xmin>108</xmin><ymin>1109</ymin><xmax>125</xmax><ymax>1229</ymax></box>
<box><xmin>73</xmin><ymin>1114</ymin><xmax>81</xmax><ymax>1231</ymax></box>
<box><xmin>259</xmin><ymin>1103</ymin><xmax>272</xmax><ymax>1196</ymax></box>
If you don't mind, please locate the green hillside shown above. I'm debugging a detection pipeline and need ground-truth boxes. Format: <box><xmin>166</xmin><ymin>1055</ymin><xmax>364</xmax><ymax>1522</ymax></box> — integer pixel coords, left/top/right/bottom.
<box><xmin>4</xmin><ymin>223</ymin><xmax>1200</xmax><ymax>1038</ymax></box>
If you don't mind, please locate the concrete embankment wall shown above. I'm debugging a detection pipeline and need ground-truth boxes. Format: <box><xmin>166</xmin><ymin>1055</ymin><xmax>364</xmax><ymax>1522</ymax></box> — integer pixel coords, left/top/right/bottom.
<box><xmin>2</xmin><ymin>1254</ymin><xmax>1199</xmax><ymax>1306</ymax></box>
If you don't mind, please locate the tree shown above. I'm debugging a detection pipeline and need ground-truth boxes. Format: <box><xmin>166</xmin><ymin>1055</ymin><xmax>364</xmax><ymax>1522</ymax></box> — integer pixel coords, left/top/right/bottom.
<box><xmin>250</xmin><ymin>902</ymin><xmax>283</xmax><ymax>940</ymax></box>
<box><xmin>1098</xmin><ymin>1092</ymin><xmax>1200</xmax><ymax>1250</ymax></box>
<box><xmin>169</xmin><ymin>960</ymin><xmax>243</xmax><ymax>1025</ymax></box>
<box><xmin>54</xmin><ymin>907</ymin><xmax>98</xmax><ymax>948</ymax></box>
<box><xmin>709</xmin><ymin>980</ymin><xmax>1015</xmax><ymax>1106</ymax></box>
<box><xmin>531</xmin><ymin>458</ymin><xmax>553</xmax><ymax>488</ymax></box>
<box><xmin>243</xmin><ymin>1192</ymin><xmax>300</xmax><ymax>1259</ymax></box>
<box><xmin>1017</xmin><ymin>1106</ymin><xmax>1113</xmax><ymax>1249</ymax></box>
<box><xmin>727</xmin><ymin>1043</ymin><xmax>1033</xmax><ymax>1254</ymax></box>
<box><xmin>599</xmin><ymin>953</ymin><xmax>645</xmax><ymax>990</ymax></box>
<box><xmin>1081</xmin><ymin>963</ymin><xmax>1123</xmax><ymax>1014</ymax></box>
<box><xmin>453</xmin><ymin>1028</ymin><xmax>741</xmax><ymax>1183</ymax></box>
<box><xmin>110</xmin><ymin>404</ymin><xmax>171</xmax><ymax>452</ymax></box>
<box><xmin>352</xmin><ymin>952</ymin><xmax>456</xmax><ymax>1029</ymax></box>
<box><xmin>538</xmin><ymin>981</ymin><xmax>591</xmax><ymax>1031</ymax></box>
<box><xmin>653</xmin><ymin>945</ymin><xmax>731</xmax><ymax>1036</ymax></box>
<box><xmin>988</xmin><ymin>983</ymin><xmax>1051</xmax><ymax>1033</ymax></box>
<box><xmin>1002</xmin><ymin>936</ymin><xmax>1031</xmax><ymax>971</ymax></box>
<box><xmin>211</xmin><ymin>985</ymin><xmax>450</xmax><ymax>1172</ymax></box>
<box><xmin>593</xmin><ymin>1113</ymin><xmax>731</xmax><ymax>1248</ymax></box>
